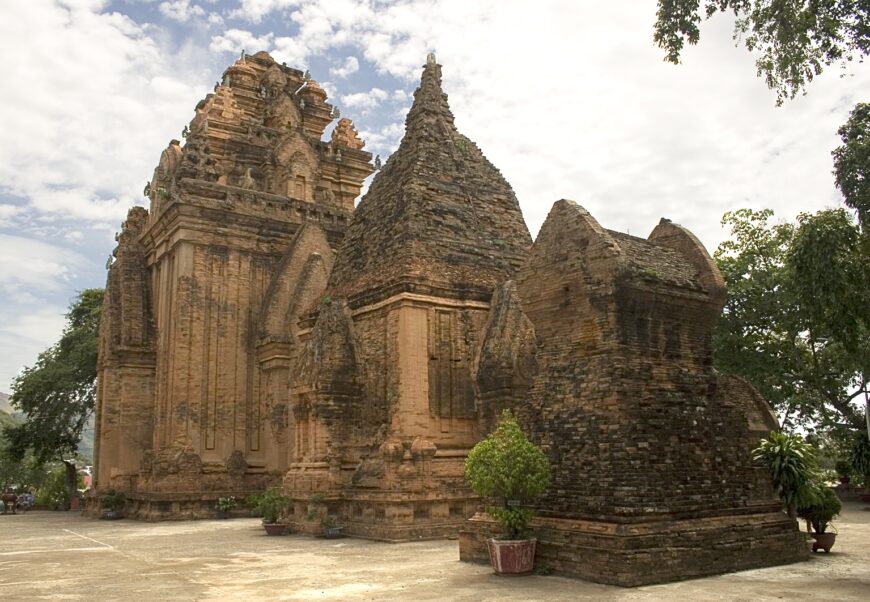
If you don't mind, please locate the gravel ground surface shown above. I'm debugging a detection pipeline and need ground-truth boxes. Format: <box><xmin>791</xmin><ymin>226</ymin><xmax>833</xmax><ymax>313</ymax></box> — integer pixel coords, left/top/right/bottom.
<box><xmin>1</xmin><ymin>502</ymin><xmax>868</xmax><ymax>601</ymax></box>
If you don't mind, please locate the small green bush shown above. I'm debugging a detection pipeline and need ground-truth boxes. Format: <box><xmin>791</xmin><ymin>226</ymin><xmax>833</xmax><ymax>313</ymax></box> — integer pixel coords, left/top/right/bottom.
<box><xmin>100</xmin><ymin>489</ymin><xmax>126</xmax><ymax>512</ymax></box>
<box><xmin>798</xmin><ymin>486</ymin><xmax>842</xmax><ymax>534</ymax></box>
<box><xmin>464</xmin><ymin>410</ymin><xmax>550</xmax><ymax>540</ymax></box>
<box><xmin>834</xmin><ymin>459</ymin><xmax>853</xmax><ymax>478</ymax></box>
<box><xmin>252</xmin><ymin>487</ymin><xmax>289</xmax><ymax>524</ymax></box>
<box><xmin>850</xmin><ymin>434</ymin><xmax>870</xmax><ymax>486</ymax></box>
<box><xmin>216</xmin><ymin>496</ymin><xmax>237</xmax><ymax>512</ymax></box>
<box><xmin>752</xmin><ymin>431</ymin><xmax>819</xmax><ymax>517</ymax></box>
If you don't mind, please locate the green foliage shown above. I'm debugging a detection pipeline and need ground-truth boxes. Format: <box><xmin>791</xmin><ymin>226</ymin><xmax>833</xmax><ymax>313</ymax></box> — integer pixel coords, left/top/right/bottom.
<box><xmin>835</xmin><ymin>459</ymin><xmax>853</xmax><ymax>477</ymax></box>
<box><xmin>753</xmin><ymin>431</ymin><xmax>820</xmax><ymax>517</ymax></box>
<box><xmin>797</xmin><ymin>485</ymin><xmax>842</xmax><ymax>533</ymax></box>
<box><xmin>655</xmin><ymin>1</ymin><xmax>870</xmax><ymax>104</ymax></box>
<box><xmin>320</xmin><ymin>514</ymin><xmax>338</xmax><ymax>529</ymax></box>
<box><xmin>833</xmin><ymin>102</ymin><xmax>870</xmax><ymax>232</ymax></box>
<box><xmin>714</xmin><ymin>209</ymin><xmax>868</xmax><ymax>435</ymax></box>
<box><xmin>37</xmin><ymin>464</ymin><xmax>73</xmax><ymax>509</ymax></box>
<box><xmin>216</xmin><ymin>496</ymin><xmax>237</xmax><ymax>512</ymax></box>
<box><xmin>465</xmin><ymin>410</ymin><xmax>550</xmax><ymax>539</ymax></box>
<box><xmin>850</xmin><ymin>433</ymin><xmax>870</xmax><ymax>479</ymax></box>
<box><xmin>4</xmin><ymin>289</ymin><xmax>102</xmax><ymax>469</ymax></box>
<box><xmin>252</xmin><ymin>487</ymin><xmax>289</xmax><ymax>524</ymax></box>
<box><xmin>100</xmin><ymin>488</ymin><xmax>126</xmax><ymax>512</ymax></box>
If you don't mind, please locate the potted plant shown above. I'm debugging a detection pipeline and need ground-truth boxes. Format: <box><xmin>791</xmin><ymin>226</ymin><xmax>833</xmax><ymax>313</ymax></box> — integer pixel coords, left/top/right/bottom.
<box><xmin>215</xmin><ymin>496</ymin><xmax>237</xmax><ymax>518</ymax></box>
<box><xmin>320</xmin><ymin>514</ymin><xmax>343</xmax><ymax>538</ymax></box>
<box><xmin>797</xmin><ymin>485</ymin><xmax>842</xmax><ymax>553</ymax></box>
<box><xmin>100</xmin><ymin>489</ymin><xmax>126</xmax><ymax>520</ymax></box>
<box><xmin>464</xmin><ymin>410</ymin><xmax>550</xmax><ymax>575</ymax></box>
<box><xmin>834</xmin><ymin>460</ymin><xmax>852</xmax><ymax>485</ymax></box>
<box><xmin>752</xmin><ymin>432</ymin><xmax>818</xmax><ymax>518</ymax></box>
<box><xmin>253</xmin><ymin>487</ymin><xmax>289</xmax><ymax>535</ymax></box>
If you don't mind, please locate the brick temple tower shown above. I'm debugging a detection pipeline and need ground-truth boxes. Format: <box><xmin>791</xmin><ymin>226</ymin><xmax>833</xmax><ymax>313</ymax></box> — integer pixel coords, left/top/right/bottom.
<box><xmin>283</xmin><ymin>54</ymin><xmax>531</xmax><ymax>539</ymax></box>
<box><xmin>460</xmin><ymin>201</ymin><xmax>806</xmax><ymax>584</ymax></box>
<box><xmin>94</xmin><ymin>52</ymin><xmax>373</xmax><ymax>517</ymax></box>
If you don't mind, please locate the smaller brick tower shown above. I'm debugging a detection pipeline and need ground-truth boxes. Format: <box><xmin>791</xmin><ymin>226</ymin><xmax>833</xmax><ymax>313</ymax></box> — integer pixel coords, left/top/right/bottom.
<box><xmin>460</xmin><ymin>201</ymin><xmax>807</xmax><ymax>585</ymax></box>
<box><xmin>284</xmin><ymin>54</ymin><xmax>531</xmax><ymax>539</ymax></box>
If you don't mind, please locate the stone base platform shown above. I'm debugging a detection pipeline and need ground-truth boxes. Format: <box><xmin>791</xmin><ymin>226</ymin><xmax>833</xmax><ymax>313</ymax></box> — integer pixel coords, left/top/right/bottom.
<box><xmin>288</xmin><ymin>492</ymin><xmax>480</xmax><ymax>541</ymax></box>
<box><xmin>85</xmin><ymin>491</ymin><xmax>256</xmax><ymax>521</ymax></box>
<box><xmin>459</xmin><ymin>506</ymin><xmax>808</xmax><ymax>586</ymax></box>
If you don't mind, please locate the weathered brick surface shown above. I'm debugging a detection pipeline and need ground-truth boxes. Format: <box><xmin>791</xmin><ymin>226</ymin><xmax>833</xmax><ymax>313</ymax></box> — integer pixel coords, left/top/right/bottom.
<box><xmin>94</xmin><ymin>52</ymin><xmax>372</xmax><ymax>517</ymax></box>
<box><xmin>283</xmin><ymin>56</ymin><xmax>529</xmax><ymax>538</ymax></box>
<box><xmin>97</xmin><ymin>52</ymin><xmax>806</xmax><ymax>585</ymax></box>
<box><xmin>461</xmin><ymin>200</ymin><xmax>806</xmax><ymax>583</ymax></box>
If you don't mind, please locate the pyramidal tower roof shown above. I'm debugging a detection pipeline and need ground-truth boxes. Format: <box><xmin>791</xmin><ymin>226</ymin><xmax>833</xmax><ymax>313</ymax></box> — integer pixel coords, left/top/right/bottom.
<box><xmin>326</xmin><ymin>55</ymin><xmax>531</xmax><ymax>306</ymax></box>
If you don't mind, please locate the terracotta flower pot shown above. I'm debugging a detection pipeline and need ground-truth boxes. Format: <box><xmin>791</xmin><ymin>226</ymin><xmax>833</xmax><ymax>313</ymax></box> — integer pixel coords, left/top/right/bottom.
<box><xmin>486</xmin><ymin>538</ymin><xmax>537</xmax><ymax>575</ymax></box>
<box><xmin>263</xmin><ymin>523</ymin><xmax>287</xmax><ymax>536</ymax></box>
<box><xmin>811</xmin><ymin>532</ymin><xmax>836</xmax><ymax>553</ymax></box>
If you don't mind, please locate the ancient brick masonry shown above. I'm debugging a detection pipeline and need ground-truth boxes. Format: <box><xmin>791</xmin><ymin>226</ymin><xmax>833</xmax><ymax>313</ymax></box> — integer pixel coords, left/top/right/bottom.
<box><xmin>94</xmin><ymin>52</ymin><xmax>372</xmax><ymax>518</ymax></box>
<box><xmin>95</xmin><ymin>51</ymin><xmax>806</xmax><ymax>585</ymax></box>
<box><xmin>459</xmin><ymin>201</ymin><xmax>806</xmax><ymax>585</ymax></box>
<box><xmin>284</xmin><ymin>54</ymin><xmax>532</xmax><ymax>539</ymax></box>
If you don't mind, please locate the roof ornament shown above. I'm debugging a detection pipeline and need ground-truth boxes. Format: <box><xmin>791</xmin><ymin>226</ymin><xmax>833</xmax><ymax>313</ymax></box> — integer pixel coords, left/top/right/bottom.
<box><xmin>330</xmin><ymin>106</ymin><xmax>341</xmax><ymax>119</ymax></box>
<box><xmin>304</xmin><ymin>69</ymin><xmax>311</xmax><ymax>81</ymax></box>
<box><xmin>374</xmin><ymin>155</ymin><xmax>382</xmax><ymax>170</ymax></box>
<box><xmin>182</xmin><ymin>125</ymin><xmax>189</xmax><ymax>139</ymax></box>
<box><xmin>426</xmin><ymin>52</ymin><xmax>436</xmax><ymax>65</ymax></box>
<box><xmin>143</xmin><ymin>182</ymin><xmax>151</xmax><ymax>198</ymax></box>
<box><xmin>240</xmin><ymin>49</ymin><xmax>246</xmax><ymax>61</ymax></box>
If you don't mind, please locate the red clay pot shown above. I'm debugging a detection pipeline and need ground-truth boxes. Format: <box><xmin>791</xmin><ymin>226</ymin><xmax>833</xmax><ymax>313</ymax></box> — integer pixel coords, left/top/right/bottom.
<box><xmin>263</xmin><ymin>523</ymin><xmax>287</xmax><ymax>536</ymax></box>
<box><xmin>486</xmin><ymin>538</ymin><xmax>537</xmax><ymax>575</ymax></box>
<box><xmin>811</xmin><ymin>532</ymin><xmax>836</xmax><ymax>553</ymax></box>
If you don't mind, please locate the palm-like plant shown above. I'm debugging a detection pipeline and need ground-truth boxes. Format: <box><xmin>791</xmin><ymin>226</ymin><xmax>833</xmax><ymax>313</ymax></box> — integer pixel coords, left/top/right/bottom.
<box><xmin>752</xmin><ymin>431</ymin><xmax>819</xmax><ymax>517</ymax></box>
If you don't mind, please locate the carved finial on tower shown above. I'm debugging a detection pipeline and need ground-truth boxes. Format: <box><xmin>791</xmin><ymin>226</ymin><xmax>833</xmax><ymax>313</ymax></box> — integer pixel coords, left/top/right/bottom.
<box><xmin>426</xmin><ymin>52</ymin><xmax>436</xmax><ymax>66</ymax></box>
<box><xmin>330</xmin><ymin>106</ymin><xmax>341</xmax><ymax>119</ymax></box>
<box><xmin>304</xmin><ymin>69</ymin><xmax>311</xmax><ymax>81</ymax></box>
<box><xmin>182</xmin><ymin>125</ymin><xmax>189</xmax><ymax>139</ymax></box>
<box><xmin>374</xmin><ymin>155</ymin><xmax>382</xmax><ymax>170</ymax></box>
<box><xmin>240</xmin><ymin>49</ymin><xmax>246</xmax><ymax>61</ymax></box>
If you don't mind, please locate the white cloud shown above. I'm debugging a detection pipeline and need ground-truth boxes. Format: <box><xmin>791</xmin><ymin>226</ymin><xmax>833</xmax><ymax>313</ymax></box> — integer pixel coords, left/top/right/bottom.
<box><xmin>159</xmin><ymin>0</ymin><xmax>205</xmax><ymax>22</ymax></box>
<box><xmin>0</xmin><ymin>0</ymin><xmax>209</xmax><ymax>227</ymax></box>
<box><xmin>330</xmin><ymin>55</ymin><xmax>359</xmax><ymax>78</ymax></box>
<box><xmin>210</xmin><ymin>28</ymin><xmax>275</xmax><ymax>54</ymax></box>
<box><xmin>0</xmin><ymin>234</ymin><xmax>88</xmax><ymax>300</ymax></box>
<box><xmin>341</xmin><ymin>87</ymin><xmax>389</xmax><ymax>111</ymax></box>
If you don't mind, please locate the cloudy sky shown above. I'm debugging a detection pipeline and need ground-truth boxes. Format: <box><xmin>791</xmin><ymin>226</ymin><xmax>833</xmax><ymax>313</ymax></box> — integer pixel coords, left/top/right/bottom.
<box><xmin>0</xmin><ymin>0</ymin><xmax>867</xmax><ymax>393</ymax></box>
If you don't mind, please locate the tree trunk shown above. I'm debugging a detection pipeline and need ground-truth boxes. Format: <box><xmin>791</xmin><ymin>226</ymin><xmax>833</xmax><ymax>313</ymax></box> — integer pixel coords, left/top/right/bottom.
<box><xmin>63</xmin><ymin>460</ymin><xmax>77</xmax><ymax>509</ymax></box>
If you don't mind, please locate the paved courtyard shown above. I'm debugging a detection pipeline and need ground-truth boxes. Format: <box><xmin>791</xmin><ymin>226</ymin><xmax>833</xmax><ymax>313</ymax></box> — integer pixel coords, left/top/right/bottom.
<box><xmin>1</xmin><ymin>502</ymin><xmax>868</xmax><ymax>601</ymax></box>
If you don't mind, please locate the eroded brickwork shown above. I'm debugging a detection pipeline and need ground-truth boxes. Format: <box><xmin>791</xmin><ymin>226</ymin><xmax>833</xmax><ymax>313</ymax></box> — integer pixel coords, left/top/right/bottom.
<box><xmin>94</xmin><ymin>52</ymin><xmax>372</xmax><ymax>518</ymax></box>
<box><xmin>284</xmin><ymin>55</ymin><xmax>531</xmax><ymax>539</ymax></box>
<box><xmin>96</xmin><ymin>52</ymin><xmax>805</xmax><ymax>585</ymax></box>
<box><xmin>459</xmin><ymin>201</ymin><xmax>806</xmax><ymax>584</ymax></box>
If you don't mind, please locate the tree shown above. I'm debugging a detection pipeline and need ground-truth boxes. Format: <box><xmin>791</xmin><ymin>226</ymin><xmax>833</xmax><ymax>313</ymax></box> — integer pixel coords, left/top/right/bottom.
<box><xmin>833</xmin><ymin>102</ymin><xmax>870</xmax><ymax>231</ymax></box>
<box><xmin>654</xmin><ymin>1</ymin><xmax>870</xmax><ymax>104</ymax></box>
<box><xmin>714</xmin><ymin>209</ymin><xmax>867</xmax><ymax>433</ymax></box>
<box><xmin>2</xmin><ymin>288</ymin><xmax>103</xmax><ymax>504</ymax></box>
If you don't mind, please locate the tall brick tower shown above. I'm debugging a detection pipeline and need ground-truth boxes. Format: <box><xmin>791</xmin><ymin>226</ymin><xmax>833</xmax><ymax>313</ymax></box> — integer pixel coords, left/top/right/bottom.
<box><xmin>284</xmin><ymin>54</ymin><xmax>531</xmax><ymax>539</ymax></box>
<box><xmin>94</xmin><ymin>52</ymin><xmax>372</xmax><ymax>517</ymax></box>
